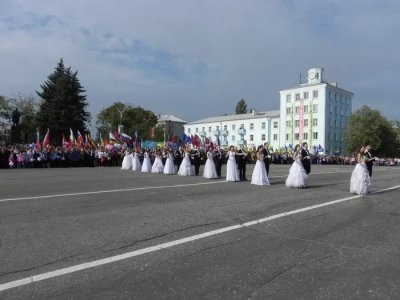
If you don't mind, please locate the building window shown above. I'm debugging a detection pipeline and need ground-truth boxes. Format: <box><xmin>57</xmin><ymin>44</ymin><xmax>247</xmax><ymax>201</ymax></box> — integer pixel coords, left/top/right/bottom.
<box><xmin>335</xmin><ymin>94</ymin><xmax>338</xmax><ymax>101</ymax></box>
<box><xmin>232</xmin><ymin>135</ymin><xmax>236</xmax><ymax>141</ymax></box>
<box><xmin>341</xmin><ymin>121</ymin><xmax>344</xmax><ymax>128</ymax></box>
<box><xmin>250</xmin><ymin>123</ymin><xmax>254</xmax><ymax>130</ymax></box>
<box><xmin>216</xmin><ymin>126</ymin><xmax>220</xmax><ymax>130</ymax></box>
<box><xmin>335</xmin><ymin>120</ymin><xmax>338</xmax><ymax>127</ymax></box>
<box><xmin>341</xmin><ymin>108</ymin><xmax>344</xmax><ymax>115</ymax></box>
<box><xmin>224</xmin><ymin>136</ymin><xmax>228</xmax><ymax>141</ymax></box>
<box><xmin>295</xmin><ymin>106</ymin><xmax>299</xmax><ymax>114</ymax></box>
<box><xmin>295</xmin><ymin>120</ymin><xmax>299</xmax><ymax>127</ymax></box>
<box><xmin>261</xmin><ymin>134</ymin><xmax>266</xmax><ymax>141</ymax></box>
<box><xmin>329</xmin><ymin>119</ymin><xmax>332</xmax><ymax>126</ymax></box>
<box><xmin>295</xmin><ymin>133</ymin><xmax>299</xmax><ymax>140</ymax></box>
<box><xmin>202</xmin><ymin>127</ymin><xmax>205</xmax><ymax>131</ymax></box>
<box><xmin>286</xmin><ymin>95</ymin><xmax>291</xmax><ymax>102</ymax></box>
<box><xmin>261</xmin><ymin>122</ymin><xmax>266</xmax><ymax>129</ymax></box>
<box><xmin>330</xmin><ymin>105</ymin><xmax>333</xmax><ymax>113</ymax></box>
<box><xmin>335</xmin><ymin>133</ymin><xmax>338</xmax><ymax>141</ymax></box>
<box><xmin>208</xmin><ymin>126</ymin><xmax>211</xmax><ymax>132</ymax></box>
<box><xmin>313</xmin><ymin>104</ymin><xmax>318</xmax><ymax>113</ymax></box>
<box><xmin>313</xmin><ymin>90</ymin><xmax>318</xmax><ymax>98</ymax></box>
<box><xmin>196</xmin><ymin>128</ymin><xmax>198</xmax><ymax>132</ymax></box>
<box><xmin>303</xmin><ymin>132</ymin><xmax>308</xmax><ymax>140</ymax></box>
<box><xmin>286</xmin><ymin>134</ymin><xmax>290</xmax><ymax>140</ymax></box>
<box><xmin>312</xmin><ymin>118</ymin><xmax>318</xmax><ymax>126</ymax></box>
<box><xmin>304</xmin><ymin>105</ymin><xmax>308</xmax><ymax>113</ymax></box>
<box><xmin>313</xmin><ymin>132</ymin><xmax>318</xmax><ymax>139</ymax></box>
<box><xmin>329</xmin><ymin>91</ymin><xmax>332</xmax><ymax>99</ymax></box>
<box><xmin>273</xmin><ymin>134</ymin><xmax>278</xmax><ymax>141</ymax></box>
<box><xmin>295</xmin><ymin>93</ymin><xmax>300</xmax><ymax>100</ymax></box>
<box><xmin>335</xmin><ymin>107</ymin><xmax>338</xmax><ymax>114</ymax></box>
<box><xmin>304</xmin><ymin>92</ymin><xmax>309</xmax><ymax>99</ymax></box>
<box><xmin>286</xmin><ymin>107</ymin><xmax>291</xmax><ymax>114</ymax></box>
<box><xmin>232</xmin><ymin>124</ymin><xmax>236</xmax><ymax>130</ymax></box>
<box><xmin>330</xmin><ymin>133</ymin><xmax>333</xmax><ymax>140</ymax></box>
<box><xmin>224</xmin><ymin>125</ymin><xmax>227</xmax><ymax>130</ymax></box>
<box><xmin>340</xmin><ymin>95</ymin><xmax>343</xmax><ymax>102</ymax></box>
<box><xmin>346</xmin><ymin>110</ymin><xmax>349</xmax><ymax>117</ymax></box>
<box><xmin>188</xmin><ymin>128</ymin><xmax>191</xmax><ymax>133</ymax></box>
<box><xmin>240</xmin><ymin>124</ymin><xmax>244</xmax><ymax>128</ymax></box>
<box><xmin>304</xmin><ymin>119</ymin><xmax>309</xmax><ymax>126</ymax></box>
<box><xmin>286</xmin><ymin>120</ymin><xmax>291</xmax><ymax>127</ymax></box>
<box><xmin>250</xmin><ymin>135</ymin><xmax>254</xmax><ymax>141</ymax></box>
<box><xmin>273</xmin><ymin>122</ymin><xmax>278</xmax><ymax>128</ymax></box>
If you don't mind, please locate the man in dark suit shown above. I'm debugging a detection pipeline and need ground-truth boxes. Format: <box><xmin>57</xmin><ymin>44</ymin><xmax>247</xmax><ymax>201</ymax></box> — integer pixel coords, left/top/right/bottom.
<box><xmin>236</xmin><ymin>144</ymin><xmax>248</xmax><ymax>181</ymax></box>
<box><xmin>364</xmin><ymin>144</ymin><xmax>376</xmax><ymax>177</ymax></box>
<box><xmin>262</xmin><ymin>142</ymin><xmax>271</xmax><ymax>175</ymax></box>
<box><xmin>191</xmin><ymin>146</ymin><xmax>201</xmax><ymax>175</ymax></box>
<box><xmin>301</xmin><ymin>142</ymin><xmax>311</xmax><ymax>174</ymax></box>
<box><xmin>175</xmin><ymin>147</ymin><xmax>183</xmax><ymax>172</ymax></box>
<box><xmin>213</xmin><ymin>146</ymin><xmax>223</xmax><ymax>177</ymax></box>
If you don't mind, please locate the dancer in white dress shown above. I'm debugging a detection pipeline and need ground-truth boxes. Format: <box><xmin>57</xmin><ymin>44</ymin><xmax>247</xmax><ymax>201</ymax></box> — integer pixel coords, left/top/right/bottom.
<box><xmin>121</xmin><ymin>150</ymin><xmax>132</xmax><ymax>170</ymax></box>
<box><xmin>131</xmin><ymin>151</ymin><xmax>142</xmax><ymax>171</ymax></box>
<box><xmin>177</xmin><ymin>148</ymin><xmax>192</xmax><ymax>176</ymax></box>
<box><xmin>151</xmin><ymin>151</ymin><xmax>164</xmax><ymax>173</ymax></box>
<box><xmin>350</xmin><ymin>145</ymin><xmax>374</xmax><ymax>195</ymax></box>
<box><xmin>163</xmin><ymin>151</ymin><xmax>176</xmax><ymax>174</ymax></box>
<box><xmin>225</xmin><ymin>146</ymin><xmax>240</xmax><ymax>182</ymax></box>
<box><xmin>285</xmin><ymin>144</ymin><xmax>308</xmax><ymax>188</ymax></box>
<box><xmin>141</xmin><ymin>151</ymin><xmax>152</xmax><ymax>172</ymax></box>
<box><xmin>203</xmin><ymin>150</ymin><xmax>218</xmax><ymax>179</ymax></box>
<box><xmin>251</xmin><ymin>146</ymin><xmax>270</xmax><ymax>186</ymax></box>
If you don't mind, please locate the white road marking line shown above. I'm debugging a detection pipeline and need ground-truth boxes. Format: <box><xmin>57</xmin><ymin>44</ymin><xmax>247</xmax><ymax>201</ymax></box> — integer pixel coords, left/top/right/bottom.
<box><xmin>0</xmin><ymin>171</ymin><xmax>350</xmax><ymax>203</ymax></box>
<box><xmin>1</xmin><ymin>184</ymin><xmax>399</xmax><ymax>292</ymax></box>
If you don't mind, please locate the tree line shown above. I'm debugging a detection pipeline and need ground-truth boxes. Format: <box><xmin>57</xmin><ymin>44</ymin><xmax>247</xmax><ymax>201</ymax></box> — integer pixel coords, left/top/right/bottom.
<box><xmin>0</xmin><ymin>61</ymin><xmax>399</xmax><ymax>156</ymax></box>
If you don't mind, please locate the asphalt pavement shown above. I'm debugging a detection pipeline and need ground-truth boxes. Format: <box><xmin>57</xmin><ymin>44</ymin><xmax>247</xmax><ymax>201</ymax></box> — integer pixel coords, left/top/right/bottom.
<box><xmin>0</xmin><ymin>164</ymin><xmax>399</xmax><ymax>300</ymax></box>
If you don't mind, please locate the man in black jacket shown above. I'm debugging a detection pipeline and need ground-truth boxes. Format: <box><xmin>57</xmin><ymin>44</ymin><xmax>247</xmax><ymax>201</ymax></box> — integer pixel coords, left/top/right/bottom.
<box><xmin>262</xmin><ymin>142</ymin><xmax>271</xmax><ymax>175</ymax></box>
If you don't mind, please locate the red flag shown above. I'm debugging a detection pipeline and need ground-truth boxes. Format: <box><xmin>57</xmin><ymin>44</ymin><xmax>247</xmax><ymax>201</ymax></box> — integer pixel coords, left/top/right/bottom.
<box><xmin>191</xmin><ymin>134</ymin><xmax>195</xmax><ymax>145</ymax></box>
<box><xmin>210</xmin><ymin>142</ymin><xmax>214</xmax><ymax>150</ymax></box>
<box><xmin>151</xmin><ymin>128</ymin><xmax>155</xmax><ymax>137</ymax></box>
<box><xmin>205</xmin><ymin>137</ymin><xmax>210</xmax><ymax>145</ymax></box>
<box><xmin>171</xmin><ymin>134</ymin><xmax>177</xmax><ymax>143</ymax></box>
<box><xmin>195</xmin><ymin>134</ymin><xmax>201</xmax><ymax>147</ymax></box>
<box><xmin>114</xmin><ymin>131</ymin><xmax>120</xmax><ymax>141</ymax></box>
<box><xmin>42</xmin><ymin>129</ymin><xmax>50</xmax><ymax>147</ymax></box>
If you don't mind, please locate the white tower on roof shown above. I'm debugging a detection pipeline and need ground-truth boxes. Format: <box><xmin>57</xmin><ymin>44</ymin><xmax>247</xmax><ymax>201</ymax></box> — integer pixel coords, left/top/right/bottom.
<box><xmin>307</xmin><ymin>68</ymin><xmax>324</xmax><ymax>84</ymax></box>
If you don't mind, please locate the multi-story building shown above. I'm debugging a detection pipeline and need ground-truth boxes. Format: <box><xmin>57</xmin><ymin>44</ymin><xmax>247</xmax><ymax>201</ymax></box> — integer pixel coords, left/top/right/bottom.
<box><xmin>279</xmin><ymin>68</ymin><xmax>353</xmax><ymax>154</ymax></box>
<box><xmin>184</xmin><ymin>110</ymin><xmax>280</xmax><ymax>148</ymax></box>
<box><xmin>184</xmin><ymin>68</ymin><xmax>354</xmax><ymax>154</ymax></box>
<box><xmin>156</xmin><ymin>115</ymin><xmax>187</xmax><ymax>138</ymax></box>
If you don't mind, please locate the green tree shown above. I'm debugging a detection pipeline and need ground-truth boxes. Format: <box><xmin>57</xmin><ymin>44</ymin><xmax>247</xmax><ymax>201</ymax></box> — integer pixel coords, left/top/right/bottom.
<box><xmin>36</xmin><ymin>59</ymin><xmax>91</xmax><ymax>144</ymax></box>
<box><xmin>344</xmin><ymin>105</ymin><xmax>398</xmax><ymax>156</ymax></box>
<box><xmin>96</xmin><ymin>102</ymin><xmax>158</xmax><ymax>142</ymax></box>
<box><xmin>235</xmin><ymin>99</ymin><xmax>247</xmax><ymax>114</ymax></box>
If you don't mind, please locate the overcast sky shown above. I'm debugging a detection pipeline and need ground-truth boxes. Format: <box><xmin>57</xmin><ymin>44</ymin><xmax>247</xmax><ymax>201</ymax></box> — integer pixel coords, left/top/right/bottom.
<box><xmin>1</xmin><ymin>0</ymin><xmax>399</xmax><ymax>133</ymax></box>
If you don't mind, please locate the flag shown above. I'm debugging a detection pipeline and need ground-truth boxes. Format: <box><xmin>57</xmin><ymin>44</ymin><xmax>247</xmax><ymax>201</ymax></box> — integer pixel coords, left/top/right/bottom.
<box><xmin>86</xmin><ymin>134</ymin><xmax>98</xmax><ymax>149</ymax></box>
<box><xmin>69</xmin><ymin>128</ymin><xmax>75</xmax><ymax>145</ymax></box>
<box><xmin>205</xmin><ymin>137</ymin><xmax>210</xmax><ymax>145</ymax></box>
<box><xmin>109</xmin><ymin>132</ymin><xmax>120</xmax><ymax>144</ymax></box>
<box><xmin>134</xmin><ymin>128</ymin><xmax>140</xmax><ymax>148</ymax></box>
<box><xmin>62</xmin><ymin>134</ymin><xmax>67</xmax><ymax>147</ymax></box>
<box><xmin>182</xmin><ymin>133</ymin><xmax>191</xmax><ymax>144</ymax></box>
<box><xmin>172</xmin><ymin>134</ymin><xmax>177</xmax><ymax>144</ymax></box>
<box><xmin>121</xmin><ymin>133</ymin><xmax>132</xmax><ymax>143</ymax></box>
<box><xmin>210</xmin><ymin>142</ymin><xmax>214</xmax><ymax>150</ymax></box>
<box><xmin>76</xmin><ymin>130</ymin><xmax>84</xmax><ymax>146</ymax></box>
<box><xmin>35</xmin><ymin>128</ymin><xmax>40</xmax><ymax>147</ymax></box>
<box><xmin>42</xmin><ymin>128</ymin><xmax>50</xmax><ymax>147</ymax></box>
<box><xmin>195</xmin><ymin>134</ymin><xmax>201</xmax><ymax>147</ymax></box>
<box><xmin>318</xmin><ymin>144</ymin><xmax>324</xmax><ymax>152</ymax></box>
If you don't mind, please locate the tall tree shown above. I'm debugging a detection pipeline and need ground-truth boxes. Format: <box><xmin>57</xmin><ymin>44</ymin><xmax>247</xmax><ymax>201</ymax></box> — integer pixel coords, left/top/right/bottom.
<box><xmin>344</xmin><ymin>105</ymin><xmax>399</xmax><ymax>156</ymax></box>
<box><xmin>235</xmin><ymin>99</ymin><xmax>248</xmax><ymax>114</ymax></box>
<box><xmin>96</xmin><ymin>102</ymin><xmax>159</xmax><ymax>141</ymax></box>
<box><xmin>36</xmin><ymin>59</ymin><xmax>91</xmax><ymax>144</ymax></box>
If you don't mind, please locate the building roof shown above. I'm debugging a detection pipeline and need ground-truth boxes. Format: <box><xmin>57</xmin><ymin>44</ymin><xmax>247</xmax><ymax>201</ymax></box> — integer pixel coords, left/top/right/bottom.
<box><xmin>280</xmin><ymin>82</ymin><xmax>354</xmax><ymax>96</ymax></box>
<box><xmin>186</xmin><ymin>110</ymin><xmax>280</xmax><ymax>125</ymax></box>
<box><xmin>157</xmin><ymin>115</ymin><xmax>187</xmax><ymax>123</ymax></box>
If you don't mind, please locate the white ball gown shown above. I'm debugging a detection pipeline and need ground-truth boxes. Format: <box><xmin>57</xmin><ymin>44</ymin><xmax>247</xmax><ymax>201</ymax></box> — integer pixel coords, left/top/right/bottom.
<box><xmin>177</xmin><ymin>152</ymin><xmax>192</xmax><ymax>176</ymax></box>
<box><xmin>285</xmin><ymin>155</ymin><xmax>308</xmax><ymax>188</ymax></box>
<box><xmin>131</xmin><ymin>153</ymin><xmax>141</xmax><ymax>171</ymax></box>
<box><xmin>163</xmin><ymin>153</ymin><xmax>176</xmax><ymax>174</ymax></box>
<box><xmin>203</xmin><ymin>151</ymin><xmax>218</xmax><ymax>179</ymax></box>
<box><xmin>121</xmin><ymin>152</ymin><xmax>132</xmax><ymax>170</ymax></box>
<box><xmin>350</xmin><ymin>161</ymin><xmax>370</xmax><ymax>195</ymax></box>
<box><xmin>226</xmin><ymin>151</ymin><xmax>240</xmax><ymax>182</ymax></box>
<box><xmin>151</xmin><ymin>154</ymin><xmax>164</xmax><ymax>173</ymax></box>
<box><xmin>251</xmin><ymin>154</ymin><xmax>270</xmax><ymax>186</ymax></box>
<box><xmin>141</xmin><ymin>152</ymin><xmax>152</xmax><ymax>172</ymax></box>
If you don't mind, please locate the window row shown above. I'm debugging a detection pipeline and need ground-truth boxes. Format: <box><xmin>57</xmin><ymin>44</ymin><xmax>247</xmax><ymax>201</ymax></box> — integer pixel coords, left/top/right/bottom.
<box><xmin>286</xmin><ymin>118</ymin><xmax>318</xmax><ymax>127</ymax></box>
<box><xmin>286</xmin><ymin>91</ymin><xmax>318</xmax><ymax>102</ymax></box>
<box><xmin>188</xmin><ymin>121</ymin><xmax>279</xmax><ymax>133</ymax></box>
<box><xmin>285</xmin><ymin>132</ymin><xmax>319</xmax><ymax>140</ymax></box>
<box><xmin>329</xmin><ymin>91</ymin><xmax>350</xmax><ymax>104</ymax></box>
<box><xmin>286</xmin><ymin>104</ymin><xmax>318</xmax><ymax>114</ymax></box>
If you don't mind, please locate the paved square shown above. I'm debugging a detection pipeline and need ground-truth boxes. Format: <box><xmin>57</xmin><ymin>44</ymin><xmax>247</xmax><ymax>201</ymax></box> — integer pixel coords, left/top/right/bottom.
<box><xmin>1</xmin><ymin>164</ymin><xmax>399</xmax><ymax>299</ymax></box>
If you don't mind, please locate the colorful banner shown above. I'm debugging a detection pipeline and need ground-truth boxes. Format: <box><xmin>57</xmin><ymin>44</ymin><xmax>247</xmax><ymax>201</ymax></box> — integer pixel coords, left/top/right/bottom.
<box><xmin>151</xmin><ymin>127</ymin><xmax>155</xmax><ymax>137</ymax></box>
<box><xmin>299</xmin><ymin>99</ymin><xmax>304</xmax><ymax>143</ymax></box>
<box><xmin>290</xmin><ymin>102</ymin><xmax>294</xmax><ymax>144</ymax></box>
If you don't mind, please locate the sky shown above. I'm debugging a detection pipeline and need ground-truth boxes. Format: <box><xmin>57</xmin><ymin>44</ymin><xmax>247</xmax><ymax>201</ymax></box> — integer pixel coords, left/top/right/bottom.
<box><xmin>1</xmin><ymin>0</ymin><xmax>399</xmax><ymax>134</ymax></box>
